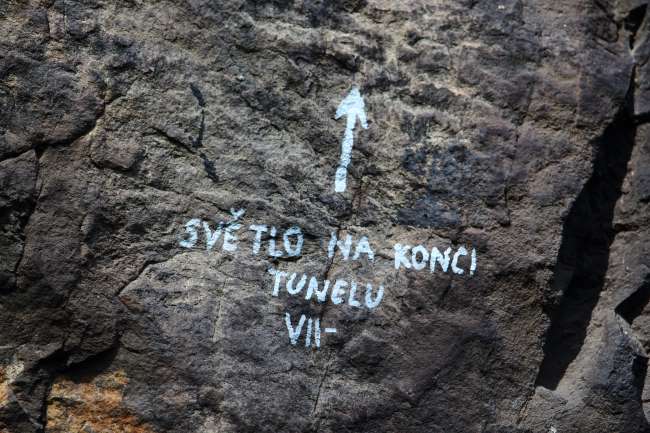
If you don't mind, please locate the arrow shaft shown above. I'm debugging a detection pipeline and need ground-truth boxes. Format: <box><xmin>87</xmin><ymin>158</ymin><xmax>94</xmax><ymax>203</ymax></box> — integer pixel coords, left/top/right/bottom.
<box><xmin>334</xmin><ymin>116</ymin><xmax>357</xmax><ymax>193</ymax></box>
<box><xmin>338</xmin><ymin>125</ymin><xmax>355</xmax><ymax>167</ymax></box>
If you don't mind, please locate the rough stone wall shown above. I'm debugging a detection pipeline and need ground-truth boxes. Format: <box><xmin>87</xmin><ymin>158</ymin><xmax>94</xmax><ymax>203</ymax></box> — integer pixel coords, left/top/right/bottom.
<box><xmin>0</xmin><ymin>0</ymin><xmax>649</xmax><ymax>432</ymax></box>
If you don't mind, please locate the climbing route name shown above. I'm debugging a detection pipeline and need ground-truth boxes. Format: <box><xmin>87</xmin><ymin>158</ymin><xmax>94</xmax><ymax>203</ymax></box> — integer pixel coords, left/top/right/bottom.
<box><xmin>178</xmin><ymin>209</ymin><xmax>478</xmax><ymax>349</ymax></box>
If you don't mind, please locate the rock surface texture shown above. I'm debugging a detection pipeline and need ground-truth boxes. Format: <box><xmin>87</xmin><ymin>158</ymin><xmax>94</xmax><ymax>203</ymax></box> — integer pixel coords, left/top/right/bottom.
<box><xmin>1</xmin><ymin>0</ymin><xmax>650</xmax><ymax>432</ymax></box>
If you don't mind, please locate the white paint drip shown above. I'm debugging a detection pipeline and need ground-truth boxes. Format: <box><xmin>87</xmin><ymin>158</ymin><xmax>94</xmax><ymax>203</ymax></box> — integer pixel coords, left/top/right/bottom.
<box><xmin>334</xmin><ymin>87</ymin><xmax>368</xmax><ymax>193</ymax></box>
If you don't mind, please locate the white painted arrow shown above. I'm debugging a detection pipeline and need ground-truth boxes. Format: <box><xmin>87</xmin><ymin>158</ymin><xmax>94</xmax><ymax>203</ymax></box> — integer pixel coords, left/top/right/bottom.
<box><xmin>334</xmin><ymin>87</ymin><xmax>368</xmax><ymax>193</ymax></box>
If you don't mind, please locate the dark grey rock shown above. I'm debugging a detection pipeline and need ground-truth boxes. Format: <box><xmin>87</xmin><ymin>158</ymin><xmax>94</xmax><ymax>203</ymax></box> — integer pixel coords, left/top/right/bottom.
<box><xmin>0</xmin><ymin>1</ymin><xmax>649</xmax><ymax>432</ymax></box>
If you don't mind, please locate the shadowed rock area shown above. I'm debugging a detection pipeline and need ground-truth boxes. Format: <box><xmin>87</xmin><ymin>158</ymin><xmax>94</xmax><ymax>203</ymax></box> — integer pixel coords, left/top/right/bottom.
<box><xmin>1</xmin><ymin>0</ymin><xmax>649</xmax><ymax>432</ymax></box>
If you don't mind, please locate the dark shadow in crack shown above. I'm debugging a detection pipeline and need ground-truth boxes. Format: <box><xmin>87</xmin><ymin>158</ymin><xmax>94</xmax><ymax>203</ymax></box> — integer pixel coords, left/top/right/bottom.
<box><xmin>534</xmin><ymin>105</ymin><xmax>636</xmax><ymax>391</ymax></box>
<box><xmin>616</xmin><ymin>278</ymin><xmax>650</xmax><ymax>326</ymax></box>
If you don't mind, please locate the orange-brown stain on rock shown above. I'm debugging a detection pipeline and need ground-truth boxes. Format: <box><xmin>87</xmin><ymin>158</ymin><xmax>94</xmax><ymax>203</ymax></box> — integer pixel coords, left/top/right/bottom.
<box><xmin>0</xmin><ymin>367</ymin><xmax>10</xmax><ymax>408</ymax></box>
<box><xmin>46</xmin><ymin>370</ymin><xmax>154</xmax><ymax>433</ymax></box>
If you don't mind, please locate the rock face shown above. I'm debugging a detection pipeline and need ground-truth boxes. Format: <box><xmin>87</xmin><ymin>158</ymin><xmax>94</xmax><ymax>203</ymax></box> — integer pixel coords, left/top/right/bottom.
<box><xmin>1</xmin><ymin>1</ymin><xmax>649</xmax><ymax>432</ymax></box>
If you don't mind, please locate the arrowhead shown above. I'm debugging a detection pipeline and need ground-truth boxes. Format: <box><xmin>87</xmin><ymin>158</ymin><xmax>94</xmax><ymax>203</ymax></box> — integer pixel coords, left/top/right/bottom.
<box><xmin>335</xmin><ymin>86</ymin><xmax>368</xmax><ymax>129</ymax></box>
